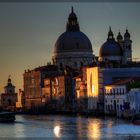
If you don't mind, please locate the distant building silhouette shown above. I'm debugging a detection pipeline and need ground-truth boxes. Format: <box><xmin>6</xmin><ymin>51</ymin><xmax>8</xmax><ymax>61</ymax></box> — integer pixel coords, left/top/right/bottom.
<box><xmin>1</xmin><ymin>76</ymin><xmax>17</xmax><ymax>111</ymax></box>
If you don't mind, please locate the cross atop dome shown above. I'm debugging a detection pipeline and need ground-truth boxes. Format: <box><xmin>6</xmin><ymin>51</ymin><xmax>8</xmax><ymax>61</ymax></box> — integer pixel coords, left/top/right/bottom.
<box><xmin>71</xmin><ymin>6</ymin><xmax>74</xmax><ymax>13</ymax></box>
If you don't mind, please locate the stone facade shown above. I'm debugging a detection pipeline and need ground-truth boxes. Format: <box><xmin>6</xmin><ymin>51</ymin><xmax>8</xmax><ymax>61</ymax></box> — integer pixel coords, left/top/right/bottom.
<box><xmin>127</xmin><ymin>88</ymin><xmax>140</xmax><ymax>115</ymax></box>
<box><xmin>23</xmin><ymin>65</ymin><xmax>58</xmax><ymax>110</ymax></box>
<box><xmin>104</xmin><ymin>84</ymin><xmax>127</xmax><ymax>116</ymax></box>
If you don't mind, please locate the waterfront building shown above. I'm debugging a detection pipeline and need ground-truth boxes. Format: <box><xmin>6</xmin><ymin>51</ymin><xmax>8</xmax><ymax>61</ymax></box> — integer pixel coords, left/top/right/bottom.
<box><xmin>42</xmin><ymin>66</ymin><xmax>76</xmax><ymax>112</ymax></box>
<box><xmin>16</xmin><ymin>89</ymin><xmax>24</xmax><ymax>110</ymax></box>
<box><xmin>98</xmin><ymin>27</ymin><xmax>132</xmax><ymax>68</ymax></box>
<box><xmin>127</xmin><ymin>88</ymin><xmax>140</xmax><ymax>115</ymax></box>
<box><xmin>42</xmin><ymin>75</ymin><xmax>65</xmax><ymax>111</ymax></box>
<box><xmin>23</xmin><ymin>64</ymin><xmax>58</xmax><ymax>110</ymax></box>
<box><xmin>75</xmin><ymin>67</ymin><xmax>88</xmax><ymax>113</ymax></box>
<box><xmin>23</xmin><ymin>7</ymin><xmax>137</xmax><ymax>114</ymax></box>
<box><xmin>52</xmin><ymin>7</ymin><xmax>95</xmax><ymax>69</ymax></box>
<box><xmin>23</xmin><ymin>7</ymin><xmax>95</xmax><ymax>112</ymax></box>
<box><xmin>87</xmin><ymin>67</ymin><xmax>140</xmax><ymax>112</ymax></box>
<box><xmin>104</xmin><ymin>78</ymin><xmax>140</xmax><ymax>116</ymax></box>
<box><xmin>1</xmin><ymin>76</ymin><xmax>17</xmax><ymax>111</ymax></box>
<box><xmin>104</xmin><ymin>81</ymin><xmax>127</xmax><ymax>116</ymax></box>
<box><xmin>87</xmin><ymin>67</ymin><xmax>103</xmax><ymax>111</ymax></box>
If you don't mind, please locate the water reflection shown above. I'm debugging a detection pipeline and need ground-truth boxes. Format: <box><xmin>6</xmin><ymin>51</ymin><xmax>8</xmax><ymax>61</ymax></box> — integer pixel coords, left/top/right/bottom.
<box><xmin>0</xmin><ymin>115</ymin><xmax>140</xmax><ymax>138</ymax></box>
<box><xmin>54</xmin><ymin>125</ymin><xmax>61</xmax><ymax>138</ymax></box>
<box><xmin>87</xmin><ymin>119</ymin><xmax>101</xmax><ymax>139</ymax></box>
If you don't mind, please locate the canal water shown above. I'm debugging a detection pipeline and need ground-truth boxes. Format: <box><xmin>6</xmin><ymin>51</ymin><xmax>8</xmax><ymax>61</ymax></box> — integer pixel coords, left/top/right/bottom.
<box><xmin>0</xmin><ymin>115</ymin><xmax>140</xmax><ymax>139</ymax></box>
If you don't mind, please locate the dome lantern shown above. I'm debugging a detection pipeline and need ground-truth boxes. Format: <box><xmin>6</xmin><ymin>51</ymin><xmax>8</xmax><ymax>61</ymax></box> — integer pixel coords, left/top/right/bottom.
<box><xmin>107</xmin><ymin>26</ymin><xmax>114</xmax><ymax>40</ymax></box>
<box><xmin>66</xmin><ymin>7</ymin><xmax>80</xmax><ymax>32</ymax></box>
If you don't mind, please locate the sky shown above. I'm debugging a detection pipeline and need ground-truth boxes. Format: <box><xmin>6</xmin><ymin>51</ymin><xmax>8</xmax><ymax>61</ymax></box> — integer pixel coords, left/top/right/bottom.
<box><xmin>0</xmin><ymin>2</ymin><xmax>140</xmax><ymax>92</ymax></box>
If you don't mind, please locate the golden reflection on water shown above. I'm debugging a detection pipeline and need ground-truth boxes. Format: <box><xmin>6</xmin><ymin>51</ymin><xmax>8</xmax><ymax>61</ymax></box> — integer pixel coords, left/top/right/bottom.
<box><xmin>87</xmin><ymin>119</ymin><xmax>101</xmax><ymax>139</ymax></box>
<box><xmin>107</xmin><ymin>120</ymin><xmax>113</xmax><ymax>128</ymax></box>
<box><xmin>53</xmin><ymin>125</ymin><xmax>61</xmax><ymax>138</ymax></box>
<box><xmin>106</xmin><ymin>120</ymin><xmax>114</xmax><ymax>138</ymax></box>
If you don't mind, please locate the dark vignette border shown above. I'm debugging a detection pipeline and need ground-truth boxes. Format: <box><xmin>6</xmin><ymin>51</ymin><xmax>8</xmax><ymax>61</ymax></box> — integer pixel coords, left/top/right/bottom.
<box><xmin>0</xmin><ymin>0</ymin><xmax>140</xmax><ymax>3</ymax></box>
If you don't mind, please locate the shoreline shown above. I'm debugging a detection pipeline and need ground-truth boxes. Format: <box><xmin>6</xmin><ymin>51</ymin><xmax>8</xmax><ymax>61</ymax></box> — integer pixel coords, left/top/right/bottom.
<box><xmin>15</xmin><ymin>110</ymin><xmax>131</xmax><ymax>122</ymax></box>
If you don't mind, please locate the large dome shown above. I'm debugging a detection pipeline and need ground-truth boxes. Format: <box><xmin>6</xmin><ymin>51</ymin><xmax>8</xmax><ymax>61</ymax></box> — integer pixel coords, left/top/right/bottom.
<box><xmin>52</xmin><ymin>7</ymin><xmax>94</xmax><ymax>69</ymax></box>
<box><xmin>99</xmin><ymin>40</ymin><xmax>123</xmax><ymax>57</ymax></box>
<box><xmin>54</xmin><ymin>31</ymin><xmax>93</xmax><ymax>53</ymax></box>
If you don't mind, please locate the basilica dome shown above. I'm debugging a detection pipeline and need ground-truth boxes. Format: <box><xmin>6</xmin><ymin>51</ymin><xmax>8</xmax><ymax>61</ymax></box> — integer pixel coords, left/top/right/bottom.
<box><xmin>54</xmin><ymin>31</ymin><xmax>92</xmax><ymax>53</ymax></box>
<box><xmin>52</xmin><ymin>7</ymin><xmax>94</xmax><ymax>69</ymax></box>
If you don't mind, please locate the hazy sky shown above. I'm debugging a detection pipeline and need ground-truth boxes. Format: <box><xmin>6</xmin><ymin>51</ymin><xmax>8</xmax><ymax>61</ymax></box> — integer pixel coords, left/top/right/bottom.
<box><xmin>0</xmin><ymin>3</ymin><xmax>140</xmax><ymax>92</ymax></box>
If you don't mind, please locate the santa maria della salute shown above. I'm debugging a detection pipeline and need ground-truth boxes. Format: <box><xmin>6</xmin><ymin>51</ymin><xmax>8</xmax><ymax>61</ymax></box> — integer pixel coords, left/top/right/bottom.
<box><xmin>52</xmin><ymin>7</ymin><xmax>132</xmax><ymax>70</ymax></box>
<box><xmin>21</xmin><ymin>7</ymin><xmax>140</xmax><ymax>117</ymax></box>
<box><xmin>52</xmin><ymin>7</ymin><xmax>94</xmax><ymax>69</ymax></box>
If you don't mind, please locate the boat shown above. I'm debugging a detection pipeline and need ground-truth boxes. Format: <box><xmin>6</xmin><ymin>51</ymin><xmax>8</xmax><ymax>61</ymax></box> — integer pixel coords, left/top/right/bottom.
<box><xmin>132</xmin><ymin>114</ymin><xmax>140</xmax><ymax>125</ymax></box>
<box><xmin>132</xmin><ymin>120</ymin><xmax>140</xmax><ymax>125</ymax></box>
<box><xmin>0</xmin><ymin>112</ymin><xmax>15</xmax><ymax>123</ymax></box>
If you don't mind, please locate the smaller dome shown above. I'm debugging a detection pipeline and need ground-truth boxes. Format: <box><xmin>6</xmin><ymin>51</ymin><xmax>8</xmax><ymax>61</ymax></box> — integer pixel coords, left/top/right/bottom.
<box><xmin>99</xmin><ymin>27</ymin><xmax>123</xmax><ymax>57</ymax></box>
<box><xmin>99</xmin><ymin>40</ymin><xmax>123</xmax><ymax>57</ymax></box>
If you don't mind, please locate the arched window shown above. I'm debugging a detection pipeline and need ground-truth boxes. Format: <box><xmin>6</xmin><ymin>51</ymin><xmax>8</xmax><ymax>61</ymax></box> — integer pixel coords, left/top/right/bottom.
<box><xmin>7</xmin><ymin>99</ymin><xmax>12</xmax><ymax>106</ymax></box>
<box><xmin>59</xmin><ymin>63</ymin><xmax>62</xmax><ymax>67</ymax></box>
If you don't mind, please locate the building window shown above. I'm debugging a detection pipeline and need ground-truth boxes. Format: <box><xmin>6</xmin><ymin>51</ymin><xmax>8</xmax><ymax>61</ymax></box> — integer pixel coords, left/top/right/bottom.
<box><xmin>116</xmin><ymin>88</ymin><xmax>118</xmax><ymax>94</ymax></box>
<box><xmin>108</xmin><ymin>105</ymin><xmax>110</xmax><ymax>111</ymax></box>
<box><xmin>80</xmin><ymin>62</ymin><xmax>83</xmax><ymax>67</ymax></box>
<box><xmin>111</xmin><ymin>105</ymin><xmax>113</xmax><ymax>110</ymax></box>
<box><xmin>113</xmin><ymin>89</ymin><xmax>115</xmax><ymax>94</ymax></box>
<box><xmin>120</xmin><ymin>105</ymin><xmax>122</xmax><ymax>110</ymax></box>
<box><xmin>74</xmin><ymin>62</ymin><xmax>77</xmax><ymax>67</ymax></box>
<box><xmin>60</xmin><ymin>63</ymin><xmax>63</xmax><ymax>68</ymax></box>
<box><xmin>62</xmin><ymin>43</ymin><xmax>64</xmax><ymax>49</ymax></box>
<box><xmin>76</xmin><ymin>42</ymin><xmax>79</xmax><ymax>48</ymax></box>
<box><xmin>120</xmin><ymin>88</ymin><xmax>121</xmax><ymax>94</ymax></box>
<box><xmin>106</xmin><ymin>105</ymin><xmax>108</xmax><ymax>111</ymax></box>
<box><xmin>117</xmin><ymin>105</ymin><xmax>119</xmax><ymax>111</ymax></box>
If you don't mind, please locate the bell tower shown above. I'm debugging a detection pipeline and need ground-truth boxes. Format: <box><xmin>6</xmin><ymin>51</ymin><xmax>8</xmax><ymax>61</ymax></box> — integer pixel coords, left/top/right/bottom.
<box><xmin>4</xmin><ymin>75</ymin><xmax>15</xmax><ymax>94</ymax></box>
<box><xmin>123</xmin><ymin>28</ymin><xmax>132</xmax><ymax>63</ymax></box>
